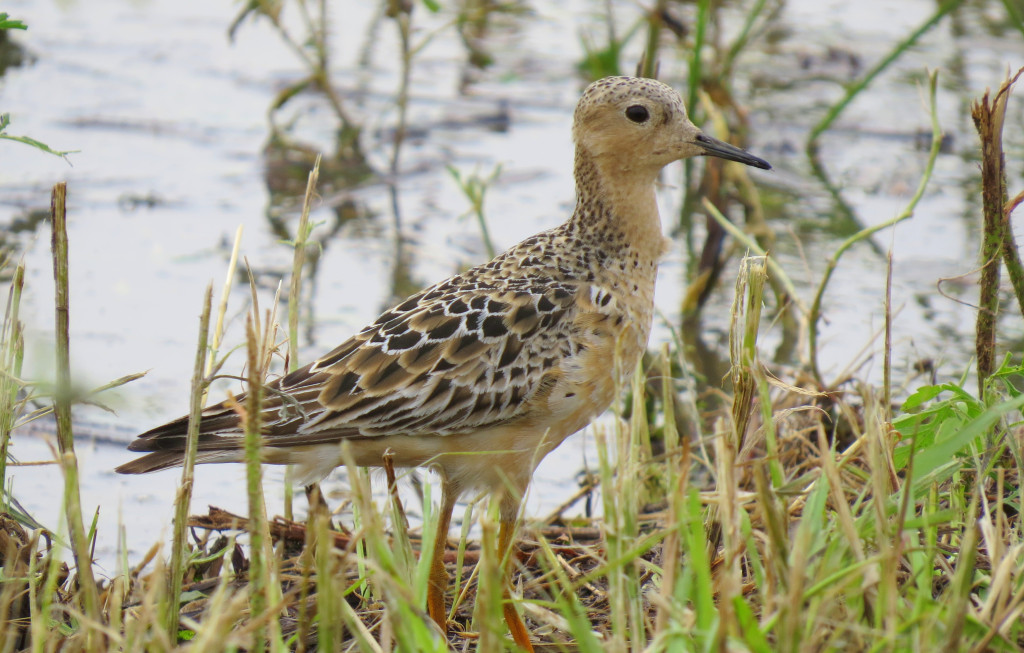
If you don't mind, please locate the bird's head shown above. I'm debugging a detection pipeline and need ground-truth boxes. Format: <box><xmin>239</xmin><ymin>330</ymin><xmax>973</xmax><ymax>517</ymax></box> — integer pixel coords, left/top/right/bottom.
<box><xmin>572</xmin><ymin>76</ymin><xmax>771</xmax><ymax>175</ymax></box>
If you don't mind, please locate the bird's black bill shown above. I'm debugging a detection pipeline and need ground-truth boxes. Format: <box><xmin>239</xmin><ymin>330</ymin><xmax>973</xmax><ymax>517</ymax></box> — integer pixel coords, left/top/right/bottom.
<box><xmin>694</xmin><ymin>133</ymin><xmax>771</xmax><ymax>170</ymax></box>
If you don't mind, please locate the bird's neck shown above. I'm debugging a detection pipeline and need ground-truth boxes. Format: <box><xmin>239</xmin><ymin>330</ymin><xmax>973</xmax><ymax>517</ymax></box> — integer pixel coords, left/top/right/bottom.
<box><xmin>567</xmin><ymin>145</ymin><xmax>668</xmax><ymax>263</ymax></box>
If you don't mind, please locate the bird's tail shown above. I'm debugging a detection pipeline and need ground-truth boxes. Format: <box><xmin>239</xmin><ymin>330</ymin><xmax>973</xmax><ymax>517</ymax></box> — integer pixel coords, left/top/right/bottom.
<box><xmin>115</xmin><ymin>450</ymin><xmax>187</xmax><ymax>474</ymax></box>
<box><xmin>115</xmin><ymin>408</ymin><xmax>246</xmax><ymax>474</ymax></box>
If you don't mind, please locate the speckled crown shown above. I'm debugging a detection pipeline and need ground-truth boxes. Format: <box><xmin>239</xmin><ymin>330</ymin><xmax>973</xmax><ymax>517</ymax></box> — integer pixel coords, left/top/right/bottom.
<box><xmin>574</xmin><ymin>76</ymin><xmax>687</xmax><ymax>124</ymax></box>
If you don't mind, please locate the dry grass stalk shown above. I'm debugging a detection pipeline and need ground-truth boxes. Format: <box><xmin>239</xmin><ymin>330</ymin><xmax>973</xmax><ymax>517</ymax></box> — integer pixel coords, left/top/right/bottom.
<box><xmin>284</xmin><ymin>154</ymin><xmax>321</xmax><ymax>521</ymax></box>
<box><xmin>241</xmin><ymin>307</ymin><xmax>278</xmax><ymax>651</ymax></box>
<box><xmin>287</xmin><ymin>154</ymin><xmax>321</xmax><ymax>374</ymax></box>
<box><xmin>165</xmin><ymin>284</ymin><xmax>212</xmax><ymax>642</ymax></box>
<box><xmin>49</xmin><ymin>182</ymin><xmax>101</xmax><ymax>643</ymax></box>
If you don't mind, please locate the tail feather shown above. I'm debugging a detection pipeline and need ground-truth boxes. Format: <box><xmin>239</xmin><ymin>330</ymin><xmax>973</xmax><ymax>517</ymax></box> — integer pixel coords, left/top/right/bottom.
<box><xmin>117</xmin><ymin>404</ymin><xmax>245</xmax><ymax>474</ymax></box>
<box><xmin>115</xmin><ymin>451</ymin><xmax>186</xmax><ymax>474</ymax></box>
<box><xmin>116</xmin><ymin>363</ymin><xmax>355</xmax><ymax>475</ymax></box>
<box><xmin>115</xmin><ymin>448</ymin><xmax>247</xmax><ymax>474</ymax></box>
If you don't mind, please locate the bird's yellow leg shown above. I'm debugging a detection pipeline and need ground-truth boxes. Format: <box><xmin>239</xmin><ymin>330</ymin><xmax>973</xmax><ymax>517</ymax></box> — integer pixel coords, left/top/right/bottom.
<box><xmin>498</xmin><ymin>517</ymin><xmax>534</xmax><ymax>652</ymax></box>
<box><xmin>427</xmin><ymin>483</ymin><xmax>458</xmax><ymax>630</ymax></box>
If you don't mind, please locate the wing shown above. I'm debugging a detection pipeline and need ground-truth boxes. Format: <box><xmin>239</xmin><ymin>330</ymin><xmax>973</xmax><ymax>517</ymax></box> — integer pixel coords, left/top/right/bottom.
<box><xmin>122</xmin><ymin>271</ymin><xmax>582</xmax><ymax>464</ymax></box>
<box><xmin>281</xmin><ymin>277</ymin><xmax>579</xmax><ymax>439</ymax></box>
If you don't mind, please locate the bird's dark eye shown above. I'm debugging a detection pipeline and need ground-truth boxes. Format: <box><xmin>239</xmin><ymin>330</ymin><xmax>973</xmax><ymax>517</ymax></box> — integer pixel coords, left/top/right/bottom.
<box><xmin>625</xmin><ymin>105</ymin><xmax>650</xmax><ymax>124</ymax></box>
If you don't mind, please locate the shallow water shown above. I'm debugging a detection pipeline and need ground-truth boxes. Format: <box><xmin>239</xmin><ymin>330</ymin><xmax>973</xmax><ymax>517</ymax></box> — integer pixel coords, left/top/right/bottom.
<box><xmin>2</xmin><ymin>0</ymin><xmax>1022</xmax><ymax>566</ymax></box>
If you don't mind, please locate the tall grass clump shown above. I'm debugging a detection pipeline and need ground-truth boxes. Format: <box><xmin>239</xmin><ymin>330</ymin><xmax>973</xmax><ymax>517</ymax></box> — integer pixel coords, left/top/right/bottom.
<box><xmin>0</xmin><ymin>261</ymin><xmax>25</xmax><ymax>499</ymax></box>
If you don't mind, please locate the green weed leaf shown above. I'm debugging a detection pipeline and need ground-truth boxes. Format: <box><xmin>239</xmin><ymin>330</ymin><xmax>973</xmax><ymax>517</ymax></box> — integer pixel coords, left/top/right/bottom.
<box><xmin>0</xmin><ymin>13</ymin><xmax>28</xmax><ymax>30</ymax></box>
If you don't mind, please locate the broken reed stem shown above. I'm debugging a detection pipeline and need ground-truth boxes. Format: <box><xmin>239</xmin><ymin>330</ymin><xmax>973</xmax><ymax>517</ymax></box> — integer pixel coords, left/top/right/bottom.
<box><xmin>166</xmin><ymin>283</ymin><xmax>213</xmax><ymax>642</ymax></box>
<box><xmin>728</xmin><ymin>256</ymin><xmax>767</xmax><ymax>450</ymax></box>
<box><xmin>243</xmin><ymin>312</ymin><xmax>269</xmax><ymax>651</ymax></box>
<box><xmin>971</xmin><ymin>68</ymin><xmax>1023</xmax><ymax>395</ymax></box>
<box><xmin>49</xmin><ymin>182</ymin><xmax>101</xmax><ymax>637</ymax></box>
<box><xmin>972</xmin><ymin>91</ymin><xmax>1006</xmax><ymax>393</ymax></box>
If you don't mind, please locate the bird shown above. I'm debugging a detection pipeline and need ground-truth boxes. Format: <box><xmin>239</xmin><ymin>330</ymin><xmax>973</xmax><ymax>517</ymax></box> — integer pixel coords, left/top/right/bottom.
<box><xmin>116</xmin><ymin>75</ymin><xmax>770</xmax><ymax>650</ymax></box>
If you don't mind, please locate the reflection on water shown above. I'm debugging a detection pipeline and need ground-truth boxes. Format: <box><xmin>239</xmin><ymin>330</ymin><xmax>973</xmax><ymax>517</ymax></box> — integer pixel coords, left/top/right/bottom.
<box><xmin>0</xmin><ymin>27</ymin><xmax>29</xmax><ymax>77</ymax></box>
<box><xmin>0</xmin><ymin>207</ymin><xmax>48</xmax><ymax>279</ymax></box>
<box><xmin>262</xmin><ymin>135</ymin><xmax>374</xmax><ymax>199</ymax></box>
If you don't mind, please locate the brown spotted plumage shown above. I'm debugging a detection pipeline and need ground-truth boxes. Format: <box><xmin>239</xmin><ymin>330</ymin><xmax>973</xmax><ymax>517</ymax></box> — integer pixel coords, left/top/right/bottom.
<box><xmin>117</xmin><ymin>76</ymin><xmax>769</xmax><ymax>649</ymax></box>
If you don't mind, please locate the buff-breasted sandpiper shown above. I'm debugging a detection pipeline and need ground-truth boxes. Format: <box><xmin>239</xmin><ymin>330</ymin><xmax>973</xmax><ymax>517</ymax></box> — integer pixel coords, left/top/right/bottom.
<box><xmin>117</xmin><ymin>76</ymin><xmax>770</xmax><ymax>650</ymax></box>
